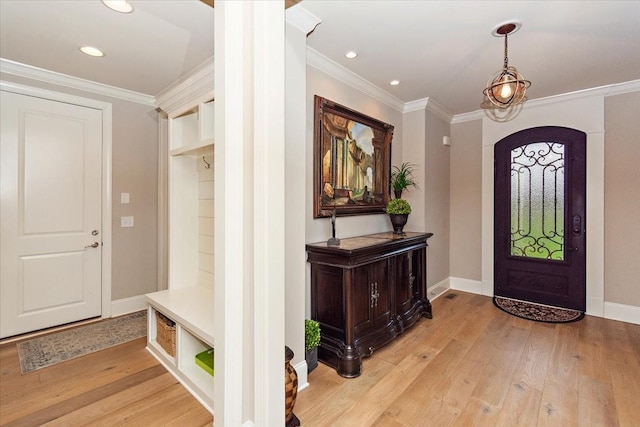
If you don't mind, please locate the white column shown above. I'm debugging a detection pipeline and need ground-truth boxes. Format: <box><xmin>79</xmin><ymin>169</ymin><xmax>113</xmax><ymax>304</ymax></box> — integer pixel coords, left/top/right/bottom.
<box><xmin>214</xmin><ymin>1</ymin><xmax>287</xmax><ymax>425</ymax></box>
<box><xmin>284</xmin><ymin>4</ymin><xmax>321</xmax><ymax>390</ymax></box>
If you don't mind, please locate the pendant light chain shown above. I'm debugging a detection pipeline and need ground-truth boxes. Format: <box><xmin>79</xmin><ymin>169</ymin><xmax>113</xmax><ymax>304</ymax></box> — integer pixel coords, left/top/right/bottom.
<box><xmin>503</xmin><ymin>34</ymin><xmax>509</xmax><ymax>70</ymax></box>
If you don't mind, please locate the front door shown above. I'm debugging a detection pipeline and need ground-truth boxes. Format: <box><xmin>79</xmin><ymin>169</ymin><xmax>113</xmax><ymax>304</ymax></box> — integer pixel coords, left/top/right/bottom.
<box><xmin>494</xmin><ymin>126</ymin><xmax>586</xmax><ymax>311</ymax></box>
<box><xmin>1</xmin><ymin>90</ymin><xmax>103</xmax><ymax>338</ymax></box>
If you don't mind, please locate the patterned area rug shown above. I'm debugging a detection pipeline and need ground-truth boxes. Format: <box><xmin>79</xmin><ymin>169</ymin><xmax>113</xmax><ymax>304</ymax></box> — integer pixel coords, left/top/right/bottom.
<box><xmin>493</xmin><ymin>296</ymin><xmax>584</xmax><ymax>323</ymax></box>
<box><xmin>17</xmin><ymin>311</ymin><xmax>147</xmax><ymax>374</ymax></box>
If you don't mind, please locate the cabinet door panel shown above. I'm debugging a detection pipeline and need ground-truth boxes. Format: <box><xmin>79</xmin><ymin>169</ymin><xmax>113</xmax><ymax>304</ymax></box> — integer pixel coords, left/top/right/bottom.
<box><xmin>352</xmin><ymin>265</ymin><xmax>372</xmax><ymax>336</ymax></box>
<box><xmin>396</xmin><ymin>252</ymin><xmax>413</xmax><ymax>315</ymax></box>
<box><xmin>370</xmin><ymin>259</ymin><xmax>391</xmax><ymax>326</ymax></box>
<box><xmin>312</xmin><ymin>265</ymin><xmax>345</xmax><ymax>335</ymax></box>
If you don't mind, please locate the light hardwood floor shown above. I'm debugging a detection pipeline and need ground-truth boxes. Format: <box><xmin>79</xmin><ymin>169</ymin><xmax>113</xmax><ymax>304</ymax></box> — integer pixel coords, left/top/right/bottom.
<box><xmin>1</xmin><ymin>291</ymin><xmax>639</xmax><ymax>426</ymax></box>
<box><xmin>295</xmin><ymin>291</ymin><xmax>640</xmax><ymax>427</ymax></box>
<box><xmin>0</xmin><ymin>333</ymin><xmax>212</xmax><ymax>426</ymax></box>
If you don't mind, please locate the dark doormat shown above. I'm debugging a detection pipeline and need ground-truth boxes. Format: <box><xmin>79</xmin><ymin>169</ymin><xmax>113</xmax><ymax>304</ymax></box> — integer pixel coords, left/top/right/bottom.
<box><xmin>493</xmin><ymin>296</ymin><xmax>584</xmax><ymax>323</ymax></box>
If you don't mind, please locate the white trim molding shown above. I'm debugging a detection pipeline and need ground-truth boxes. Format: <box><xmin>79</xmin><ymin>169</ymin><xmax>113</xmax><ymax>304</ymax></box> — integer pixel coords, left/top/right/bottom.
<box><xmin>0</xmin><ymin>58</ymin><xmax>155</xmax><ymax>106</ymax></box>
<box><xmin>427</xmin><ymin>277</ymin><xmax>451</xmax><ymax>301</ymax></box>
<box><xmin>155</xmin><ymin>57</ymin><xmax>214</xmax><ymax>115</ymax></box>
<box><xmin>449</xmin><ymin>277</ymin><xmax>483</xmax><ymax>295</ymax></box>
<box><xmin>452</xmin><ymin>79</ymin><xmax>640</xmax><ymax>124</ymax></box>
<box><xmin>295</xmin><ymin>360</ymin><xmax>309</xmax><ymax>392</ymax></box>
<box><xmin>111</xmin><ymin>295</ymin><xmax>147</xmax><ymax>317</ymax></box>
<box><xmin>285</xmin><ymin>3</ymin><xmax>321</xmax><ymax>35</ymax></box>
<box><xmin>307</xmin><ymin>47</ymin><xmax>405</xmax><ymax>112</ymax></box>
<box><xmin>604</xmin><ymin>302</ymin><xmax>640</xmax><ymax>326</ymax></box>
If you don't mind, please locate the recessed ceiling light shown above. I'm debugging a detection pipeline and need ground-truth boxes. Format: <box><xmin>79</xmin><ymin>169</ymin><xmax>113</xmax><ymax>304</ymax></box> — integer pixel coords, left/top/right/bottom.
<box><xmin>102</xmin><ymin>0</ymin><xmax>134</xmax><ymax>13</ymax></box>
<box><xmin>390</xmin><ymin>80</ymin><xmax>400</xmax><ymax>86</ymax></box>
<box><xmin>345</xmin><ymin>51</ymin><xmax>358</xmax><ymax>59</ymax></box>
<box><xmin>80</xmin><ymin>46</ymin><xmax>105</xmax><ymax>57</ymax></box>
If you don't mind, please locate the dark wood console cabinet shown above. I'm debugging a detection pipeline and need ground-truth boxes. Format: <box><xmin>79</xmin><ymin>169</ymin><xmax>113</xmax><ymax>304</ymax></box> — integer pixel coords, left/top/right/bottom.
<box><xmin>306</xmin><ymin>232</ymin><xmax>433</xmax><ymax>377</ymax></box>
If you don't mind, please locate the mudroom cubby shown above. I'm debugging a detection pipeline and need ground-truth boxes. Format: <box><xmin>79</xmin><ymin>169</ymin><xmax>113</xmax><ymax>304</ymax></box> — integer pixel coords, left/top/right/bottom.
<box><xmin>146</xmin><ymin>288</ymin><xmax>214</xmax><ymax>412</ymax></box>
<box><xmin>146</xmin><ymin>87</ymin><xmax>215</xmax><ymax>415</ymax></box>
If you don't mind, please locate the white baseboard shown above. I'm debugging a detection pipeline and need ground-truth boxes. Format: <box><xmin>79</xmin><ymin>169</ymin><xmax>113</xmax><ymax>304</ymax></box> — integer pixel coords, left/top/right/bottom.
<box><xmin>427</xmin><ymin>277</ymin><xmax>450</xmax><ymax>301</ymax></box>
<box><xmin>604</xmin><ymin>301</ymin><xmax>640</xmax><ymax>325</ymax></box>
<box><xmin>586</xmin><ymin>297</ymin><xmax>604</xmax><ymax>318</ymax></box>
<box><xmin>446</xmin><ymin>277</ymin><xmax>638</xmax><ymax>325</ymax></box>
<box><xmin>449</xmin><ymin>277</ymin><xmax>483</xmax><ymax>295</ymax></box>
<box><xmin>111</xmin><ymin>295</ymin><xmax>147</xmax><ymax>317</ymax></box>
<box><xmin>295</xmin><ymin>360</ymin><xmax>309</xmax><ymax>392</ymax></box>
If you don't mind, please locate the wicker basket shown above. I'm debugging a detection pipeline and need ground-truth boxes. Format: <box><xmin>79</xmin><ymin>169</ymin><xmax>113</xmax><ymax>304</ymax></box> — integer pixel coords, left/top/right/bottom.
<box><xmin>155</xmin><ymin>311</ymin><xmax>176</xmax><ymax>357</ymax></box>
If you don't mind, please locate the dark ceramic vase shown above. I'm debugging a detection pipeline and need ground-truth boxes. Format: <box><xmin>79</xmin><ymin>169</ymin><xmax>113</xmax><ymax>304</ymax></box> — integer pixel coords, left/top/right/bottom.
<box><xmin>389</xmin><ymin>214</ymin><xmax>408</xmax><ymax>235</ymax></box>
<box><xmin>285</xmin><ymin>346</ymin><xmax>300</xmax><ymax>427</ymax></box>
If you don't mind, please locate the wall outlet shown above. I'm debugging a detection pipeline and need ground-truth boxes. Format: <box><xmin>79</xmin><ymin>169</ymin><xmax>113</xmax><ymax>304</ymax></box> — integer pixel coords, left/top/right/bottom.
<box><xmin>121</xmin><ymin>216</ymin><xmax>134</xmax><ymax>227</ymax></box>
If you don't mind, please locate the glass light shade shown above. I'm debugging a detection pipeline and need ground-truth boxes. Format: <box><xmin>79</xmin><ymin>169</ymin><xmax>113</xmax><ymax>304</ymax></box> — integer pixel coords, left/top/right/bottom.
<box><xmin>483</xmin><ymin>66</ymin><xmax>530</xmax><ymax>108</ymax></box>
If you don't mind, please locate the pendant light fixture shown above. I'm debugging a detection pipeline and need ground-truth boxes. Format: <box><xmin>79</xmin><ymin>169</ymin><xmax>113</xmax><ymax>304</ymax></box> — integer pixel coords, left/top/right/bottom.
<box><xmin>482</xmin><ymin>21</ymin><xmax>531</xmax><ymax>109</ymax></box>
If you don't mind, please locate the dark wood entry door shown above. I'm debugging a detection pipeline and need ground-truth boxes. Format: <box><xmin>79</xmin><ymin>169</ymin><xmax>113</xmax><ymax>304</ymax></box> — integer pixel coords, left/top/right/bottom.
<box><xmin>494</xmin><ymin>126</ymin><xmax>586</xmax><ymax>311</ymax></box>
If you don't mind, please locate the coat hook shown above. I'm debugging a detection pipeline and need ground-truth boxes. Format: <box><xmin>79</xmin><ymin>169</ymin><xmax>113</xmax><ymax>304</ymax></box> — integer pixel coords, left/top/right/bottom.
<box><xmin>202</xmin><ymin>156</ymin><xmax>211</xmax><ymax>169</ymax></box>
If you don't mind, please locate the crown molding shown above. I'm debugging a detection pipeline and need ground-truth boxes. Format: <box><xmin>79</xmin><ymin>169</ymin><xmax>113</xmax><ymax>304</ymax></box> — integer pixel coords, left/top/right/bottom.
<box><xmin>451</xmin><ymin>110</ymin><xmax>484</xmax><ymax>124</ymax></box>
<box><xmin>403</xmin><ymin>97</ymin><xmax>453</xmax><ymax>123</ymax></box>
<box><xmin>307</xmin><ymin>47</ymin><xmax>405</xmax><ymax>112</ymax></box>
<box><xmin>285</xmin><ymin>4</ymin><xmax>321</xmax><ymax>35</ymax></box>
<box><xmin>425</xmin><ymin>98</ymin><xmax>452</xmax><ymax>123</ymax></box>
<box><xmin>403</xmin><ymin>98</ymin><xmax>428</xmax><ymax>113</ymax></box>
<box><xmin>306</xmin><ymin>48</ymin><xmax>457</xmax><ymax>121</ymax></box>
<box><xmin>451</xmin><ymin>79</ymin><xmax>640</xmax><ymax>124</ymax></box>
<box><xmin>155</xmin><ymin>57</ymin><xmax>214</xmax><ymax>115</ymax></box>
<box><xmin>0</xmin><ymin>58</ymin><xmax>155</xmax><ymax>106</ymax></box>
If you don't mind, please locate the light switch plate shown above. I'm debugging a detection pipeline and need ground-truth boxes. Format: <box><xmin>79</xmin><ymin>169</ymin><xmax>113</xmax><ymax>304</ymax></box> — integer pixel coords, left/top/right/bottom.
<box><xmin>121</xmin><ymin>216</ymin><xmax>134</xmax><ymax>227</ymax></box>
<box><xmin>121</xmin><ymin>193</ymin><xmax>130</xmax><ymax>204</ymax></box>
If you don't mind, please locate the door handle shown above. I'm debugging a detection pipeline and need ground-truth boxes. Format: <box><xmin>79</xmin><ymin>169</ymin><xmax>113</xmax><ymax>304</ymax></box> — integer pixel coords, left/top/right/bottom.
<box><xmin>85</xmin><ymin>242</ymin><xmax>99</xmax><ymax>249</ymax></box>
<box><xmin>572</xmin><ymin>215</ymin><xmax>582</xmax><ymax>235</ymax></box>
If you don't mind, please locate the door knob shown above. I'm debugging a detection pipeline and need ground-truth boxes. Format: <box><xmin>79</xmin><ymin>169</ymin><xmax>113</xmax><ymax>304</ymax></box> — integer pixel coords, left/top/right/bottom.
<box><xmin>85</xmin><ymin>242</ymin><xmax>100</xmax><ymax>249</ymax></box>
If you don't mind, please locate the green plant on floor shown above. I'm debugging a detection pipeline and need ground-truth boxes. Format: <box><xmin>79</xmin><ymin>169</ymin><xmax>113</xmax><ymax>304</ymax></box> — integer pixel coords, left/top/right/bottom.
<box><xmin>305</xmin><ymin>319</ymin><xmax>321</xmax><ymax>351</ymax></box>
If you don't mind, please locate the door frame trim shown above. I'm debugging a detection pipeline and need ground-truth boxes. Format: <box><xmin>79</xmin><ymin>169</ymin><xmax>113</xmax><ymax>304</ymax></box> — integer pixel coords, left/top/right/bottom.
<box><xmin>1</xmin><ymin>80</ymin><xmax>113</xmax><ymax>319</ymax></box>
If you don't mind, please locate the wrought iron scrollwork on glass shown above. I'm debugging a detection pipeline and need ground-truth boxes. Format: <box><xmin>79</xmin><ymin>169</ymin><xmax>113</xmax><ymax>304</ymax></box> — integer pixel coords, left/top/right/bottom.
<box><xmin>510</xmin><ymin>142</ymin><xmax>565</xmax><ymax>260</ymax></box>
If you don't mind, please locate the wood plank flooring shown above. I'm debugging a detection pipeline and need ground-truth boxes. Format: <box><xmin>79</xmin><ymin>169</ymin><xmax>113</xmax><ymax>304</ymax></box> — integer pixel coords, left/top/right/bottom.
<box><xmin>295</xmin><ymin>291</ymin><xmax>640</xmax><ymax>427</ymax></box>
<box><xmin>1</xmin><ymin>291</ymin><xmax>638</xmax><ymax>426</ymax></box>
<box><xmin>0</xmin><ymin>334</ymin><xmax>213</xmax><ymax>426</ymax></box>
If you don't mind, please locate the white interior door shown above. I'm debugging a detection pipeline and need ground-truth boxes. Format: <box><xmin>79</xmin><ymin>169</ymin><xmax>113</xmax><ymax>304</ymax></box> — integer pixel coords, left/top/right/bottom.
<box><xmin>1</xmin><ymin>90</ymin><xmax>103</xmax><ymax>339</ymax></box>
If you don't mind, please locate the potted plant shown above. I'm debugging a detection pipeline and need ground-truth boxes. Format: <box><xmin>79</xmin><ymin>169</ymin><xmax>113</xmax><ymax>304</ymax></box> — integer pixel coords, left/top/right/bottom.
<box><xmin>386</xmin><ymin>198</ymin><xmax>411</xmax><ymax>235</ymax></box>
<box><xmin>390</xmin><ymin>162</ymin><xmax>419</xmax><ymax>199</ymax></box>
<box><xmin>305</xmin><ymin>319</ymin><xmax>321</xmax><ymax>373</ymax></box>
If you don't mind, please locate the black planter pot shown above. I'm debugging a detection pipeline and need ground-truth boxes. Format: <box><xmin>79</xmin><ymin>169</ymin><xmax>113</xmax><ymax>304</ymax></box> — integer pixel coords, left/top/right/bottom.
<box><xmin>389</xmin><ymin>214</ymin><xmax>409</xmax><ymax>235</ymax></box>
<box><xmin>306</xmin><ymin>347</ymin><xmax>318</xmax><ymax>374</ymax></box>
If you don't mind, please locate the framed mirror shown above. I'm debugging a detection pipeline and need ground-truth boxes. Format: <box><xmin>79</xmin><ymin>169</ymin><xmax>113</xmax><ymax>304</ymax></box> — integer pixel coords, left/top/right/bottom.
<box><xmin>313</xmin><ymin>95</ymin><xmax>394</xmax><ymax>218</ymax></box>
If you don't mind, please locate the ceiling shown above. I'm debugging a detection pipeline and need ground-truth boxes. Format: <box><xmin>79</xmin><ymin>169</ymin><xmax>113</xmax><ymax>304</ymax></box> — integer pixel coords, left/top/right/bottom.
<box><xmin>300</xmin><ymin>1</ymin><xmax>640</xmax><ymax>115</ymax></box>
<box><xmin>0</xmin><ymin>0</ymin><xmax>214</xmax><ymax>96</ymax></box>
<box><xmin>1</xmin><ymin>1</ymin><xmax>639</xmax><ymax>115</ymax></box>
